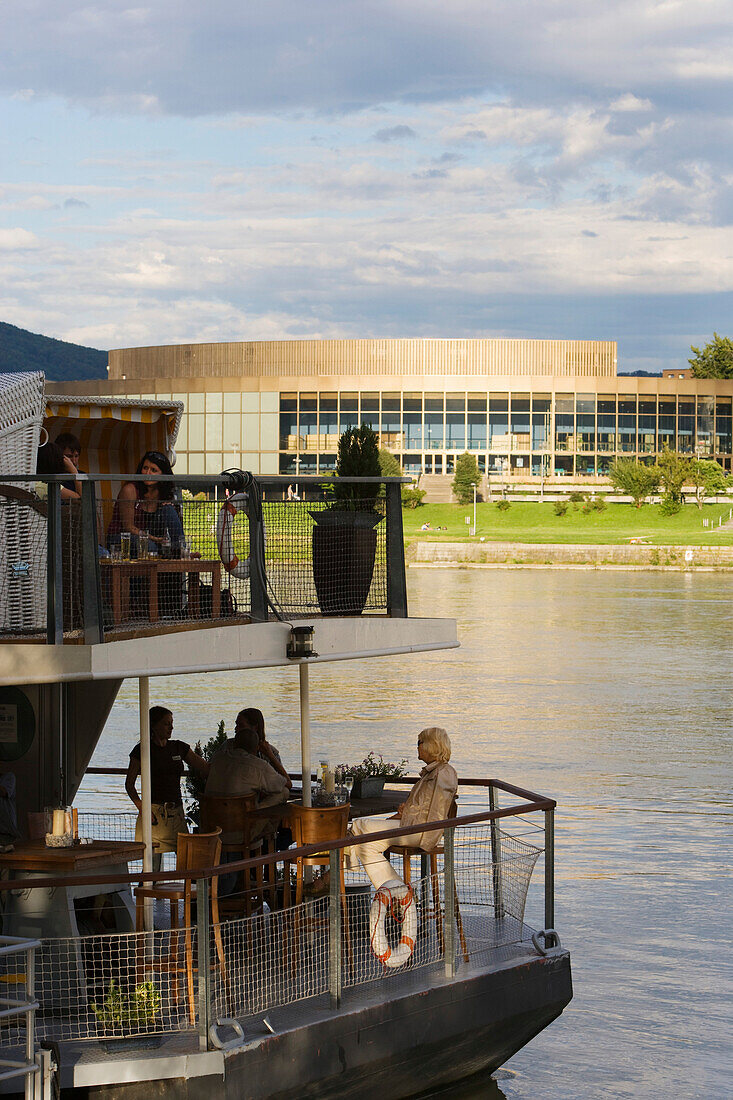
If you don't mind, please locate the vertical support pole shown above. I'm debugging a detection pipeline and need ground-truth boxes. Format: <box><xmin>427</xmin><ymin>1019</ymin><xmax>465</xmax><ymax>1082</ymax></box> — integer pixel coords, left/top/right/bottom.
<box><xmin>46</xmin><ymin>481</ymin><xmax>63</xmax><ymax>644</ymax></box>
<box><xmin>385</xmin><ymin>481</ymin><xmax>407</xmax><ymax>617</ymax></box>
<box><xmin>299</xmin><ymin>663</ymin><xmax>311</xmax><ymax>807</ymax></box>
<box><xmin>80</xmin><ymin>479</ymin><xmax>104</xmax><ymax>644</ymax></box>
<box><xmin>488</xmin><ymin>785</ymin><xmax>504</xmax><ymax>920</ymax></box>
<box><xmin>246</xmin><ymin>480</ymin><xmax>268</xmax><ymax>622</ymax></box>
<box><xmin>139</xmin><ymin>677</ymin><xmax>153</xmax><ymax>931</ymax></box>
<box><xmin>328</xmin><ymin>848</ymin><xmax>342</xmax><ymax>1008</ymax></box>
<box><xmin>544</xmin><ymin>808</ymin><xmax>555</xmax><ymax>930</ymax></box>
<box><xmin>196</xmin><ymin>876</ymin><xmax>212</xmax><ymax>1051</ymax></box>
<box><xmin>443</xmin><ymin>826</ymin><xmax>456</xmax><ymax>978</ymax></box>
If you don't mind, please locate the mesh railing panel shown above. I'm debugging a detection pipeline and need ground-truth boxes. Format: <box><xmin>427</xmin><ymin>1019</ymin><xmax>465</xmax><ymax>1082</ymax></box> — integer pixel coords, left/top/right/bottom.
<box><xmin>0</xmin><ymin>826</ymin><xmax>539</xmax><ymax>1042</ymax></box>
<box><xmin>262</xmin><ymin>500</ymin><xmax>388</xmax><ymax>617</ymax></box>
<box><xmin>0</xmin><ymin>487</ymin><xmax>395</xmax><ymax>637</ymax></box>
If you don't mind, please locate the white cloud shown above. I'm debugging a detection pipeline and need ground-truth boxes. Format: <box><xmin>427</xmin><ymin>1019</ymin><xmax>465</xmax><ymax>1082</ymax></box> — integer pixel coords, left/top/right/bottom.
<box><xmin>0</xmin><ymin>2</ymin><xmax>730</xmax><ymax>116</ymax></box>
<box><xmin>0</xmin><ymin>228</ymin><xmax>39</xmax><ymax>249</ymax></box>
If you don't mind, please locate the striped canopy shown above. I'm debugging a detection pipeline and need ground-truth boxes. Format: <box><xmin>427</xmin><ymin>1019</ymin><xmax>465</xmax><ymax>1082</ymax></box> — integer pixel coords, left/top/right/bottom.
<box><xmin>44</xmin><ymin>396</ymin><xmax>183</xmax><ymax>520</ymax></box>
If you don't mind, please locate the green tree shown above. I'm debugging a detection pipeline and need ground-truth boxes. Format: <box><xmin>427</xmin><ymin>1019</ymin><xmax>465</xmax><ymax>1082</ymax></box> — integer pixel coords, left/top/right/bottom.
<box><xmin>378</xmin><ymin>447</ymin><xmax>402</xmax><ymax>480</ymax></box>
<box><xmin>451</xmin><ymin>452</ymin><xmax>481</xmax><ymax>505</ymax></box>
<box><xmin>687</xmin><ymin>458</ymin><xmax>730</xmax><ymax>509</ymax></box>
<box><xmin>608</xmin><ymin>458</ymin><xmax>661</xmax><ymax>507</ymax></box>
<box><xmin>401</xmin><ymin>486</ymin><xmax>426</xmax><ymax>509</ymax></box>
<box><xmin>688</xmin><ymin>333</ymin><xmax>733</xmax><ymax>379</ymax></box>
<box><xmin>329</xmin><ymin>424</ymin><xmax>381</xmax><ymax>508</ymax></box>
<box><xmin>656</xmin><ymin>447</ymin><xmax>690</xmax><ymax>511</ymax></box>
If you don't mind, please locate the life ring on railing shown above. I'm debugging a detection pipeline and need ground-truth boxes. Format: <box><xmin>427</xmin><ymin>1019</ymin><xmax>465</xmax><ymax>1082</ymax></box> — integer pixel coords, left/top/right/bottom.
<box><xmin>369</xmin><ymin>881</ymin><xmax>416</xmax><ymax>969</ymax></box>
<box><xmin>216</xmin><ymin>493</ymin><xmax>250</xmax><ymax>579</ymax></box>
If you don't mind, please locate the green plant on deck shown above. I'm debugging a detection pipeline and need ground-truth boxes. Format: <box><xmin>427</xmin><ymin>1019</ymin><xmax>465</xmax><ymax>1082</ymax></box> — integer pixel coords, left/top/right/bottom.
<box><xmin>186</xmin><ymin>720</ymin><xmax>227</xmax><ymax>808</ymax></box>
<box><xmin>325</xmin><ymin>425</ymin><xmax>381</xmax><ymax>510</ymax></box>
<box><xmin>338</xmin><ymin>752</ymin><xmax>408</xmax><ymax>779</ymax></box>
<box><xmin>92</xmin><ymin>981</ymin><xmax>161</xmax><ymax>1031</ymax></box>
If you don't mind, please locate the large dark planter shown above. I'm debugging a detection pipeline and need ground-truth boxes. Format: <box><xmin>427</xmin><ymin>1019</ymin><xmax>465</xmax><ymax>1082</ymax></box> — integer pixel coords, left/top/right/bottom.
<box><xmin>310</xmin><ymin>510</ymin><xmax>382</xmax><ymax>616</ymax></box>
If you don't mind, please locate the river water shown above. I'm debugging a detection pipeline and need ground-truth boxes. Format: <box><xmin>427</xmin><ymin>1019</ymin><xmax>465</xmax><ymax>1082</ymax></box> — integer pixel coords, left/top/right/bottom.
<box><xmin>82</xmin><ymin>569</ymin><xmax>733</xmax><ymax>1100</ymax></box>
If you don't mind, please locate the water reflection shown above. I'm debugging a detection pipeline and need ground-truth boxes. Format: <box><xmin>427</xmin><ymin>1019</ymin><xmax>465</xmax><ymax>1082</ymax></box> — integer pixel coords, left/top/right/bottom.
<box><xmin>84</xmin><ymin>571</ymin><xmax>733</xmax><ymax>1100</ymax></box>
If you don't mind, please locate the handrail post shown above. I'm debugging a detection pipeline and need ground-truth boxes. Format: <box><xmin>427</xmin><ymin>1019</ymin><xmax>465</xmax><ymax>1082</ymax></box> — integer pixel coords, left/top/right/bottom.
<box><xmin>196</xmin><ymin>876</ymin><xmax>212</xmax><ymax>1051</ymax></box>
<box><xmin>25</xmin><ymin>940</ymin><xmax>35</xmax><ymax>1100</ymax></box>
<box><xmin>385</xmin><ymin>481</ymin><xmax>407</xmax><ymax>617</ymax></box>
<box><xmin>80</xmin><ymin>479</ymin><xmax>104</xmax><ymax>644</ymax></box>
<box><xmin>328</xmin><ymin>848</ymin><xmax>342</xmax><ymax>1008</ymax></box>
<box><xmin>443</xmin><ymin>826</ymin><xmax>456</xmax><ymax>978</ymax></box>
<box><xmin>544</xmin><ymin>808</ymin><xmax>555</xmax><ymax>929</ymax></box>
<box><xmin>246</xmin><ymin>480</ymin><xmax>268</xmax><ymax>622</ymax></box>
<box><xmin>488</xmin><ymin>784</ymin><xmax>504</xmax><ymax>919</ymax></box>
<box><xmin>46</xmin><ymin>482</ymin><xmax>63</xmax><ymax>644</ymax></box>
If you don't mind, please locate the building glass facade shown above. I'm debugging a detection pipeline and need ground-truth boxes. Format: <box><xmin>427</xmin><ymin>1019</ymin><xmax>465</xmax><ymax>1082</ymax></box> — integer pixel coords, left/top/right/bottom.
<box><xmin>276</xmin><ymin>390</ymin><xmax>733</xmax><ymax>477</ymax></box>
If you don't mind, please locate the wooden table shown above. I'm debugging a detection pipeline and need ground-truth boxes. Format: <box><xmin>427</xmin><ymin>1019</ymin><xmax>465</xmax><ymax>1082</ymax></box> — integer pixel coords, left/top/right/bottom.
<box><xmin>101</xmin><ymin>558</ymin><xmax>222</xmax><ymax>624</ymax></box>
<box><xmin>0</xmin><ymin>839</ymin><xmax>145</xmax><ymax>939</ymax></box>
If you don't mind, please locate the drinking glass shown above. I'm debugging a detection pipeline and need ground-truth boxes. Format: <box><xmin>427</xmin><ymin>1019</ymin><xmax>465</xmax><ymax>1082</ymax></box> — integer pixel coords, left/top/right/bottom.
<box><xmin>345</xmin><ymin>775</ymin><xmax>354</xmax><ymax>799</ymax></box>
<box><xmin>120</xmin><ymin>532</ymin><xmax>131</xmax><ymax>561</ymax></box>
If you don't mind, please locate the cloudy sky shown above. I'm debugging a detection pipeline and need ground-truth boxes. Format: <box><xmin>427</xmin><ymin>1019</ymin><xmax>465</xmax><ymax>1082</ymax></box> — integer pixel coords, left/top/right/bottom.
<box><xmin>0</xmin><ymin>1</ymin><xmax>731</xmax><ymax>371</ymax></box>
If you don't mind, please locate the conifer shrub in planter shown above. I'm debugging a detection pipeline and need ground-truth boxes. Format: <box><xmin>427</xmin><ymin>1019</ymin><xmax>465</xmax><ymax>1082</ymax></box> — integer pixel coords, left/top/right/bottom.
<box><xmin>311</xmin><ymin>425</ymin><xmax>383</xmax><ymax>615</ymax></box>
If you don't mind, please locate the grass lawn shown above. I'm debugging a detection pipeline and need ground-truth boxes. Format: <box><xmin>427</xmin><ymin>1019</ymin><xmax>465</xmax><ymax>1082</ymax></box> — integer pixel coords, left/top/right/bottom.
<box><xmin>401</xmin><ymin>501</ymin><xmax>733</xmax><ymax>546</ymax></box>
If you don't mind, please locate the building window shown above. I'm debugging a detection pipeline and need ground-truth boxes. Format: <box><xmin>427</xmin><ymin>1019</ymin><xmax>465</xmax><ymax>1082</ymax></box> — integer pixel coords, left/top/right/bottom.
<box><xmin>617</xmin><ymin>397</ymin><xmax>636</xmax><ymax>453</ymax></box>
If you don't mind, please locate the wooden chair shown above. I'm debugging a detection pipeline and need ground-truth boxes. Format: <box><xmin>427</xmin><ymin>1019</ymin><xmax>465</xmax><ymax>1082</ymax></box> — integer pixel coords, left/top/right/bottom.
<box><xmin>199</xmin><ymin>795</ymin><xmax>274</xmax><ymax>916</ymax></box>
<box><xmin>134</xmin><ymin>828</ymin><xmax>225</xmax><ymax>1025</ymax></box>
<box><xmin>387</xmin><ymin>799</ymin><xmax>469</xmax><ymax>963</ymax></box>
<box><xmin>286</xmin><ymin>803</ymin><xmax>352</xmax><ymax>975</ymax></box>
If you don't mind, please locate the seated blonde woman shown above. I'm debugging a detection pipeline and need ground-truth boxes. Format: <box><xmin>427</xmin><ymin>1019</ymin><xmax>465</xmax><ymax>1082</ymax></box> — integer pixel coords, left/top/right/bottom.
<box><xmin>346</xmin><ymin>727</ymin><xmax>458</xmax><ymax>890</ymax></box>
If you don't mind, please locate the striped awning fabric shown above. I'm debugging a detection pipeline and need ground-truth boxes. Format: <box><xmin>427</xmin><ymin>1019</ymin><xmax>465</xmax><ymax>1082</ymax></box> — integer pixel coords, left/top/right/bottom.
<box><xmin>44</xmin><ymin>396</ymin><xmax>184</xmax><ymax>522</ymax></box>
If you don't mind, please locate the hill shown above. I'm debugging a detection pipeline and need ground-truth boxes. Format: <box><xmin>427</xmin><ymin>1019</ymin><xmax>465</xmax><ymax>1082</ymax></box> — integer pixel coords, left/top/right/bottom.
<box><xmin>0</xmin><ymin>321</ymin><xmax>107</xmax><ymax>381</ymax></box>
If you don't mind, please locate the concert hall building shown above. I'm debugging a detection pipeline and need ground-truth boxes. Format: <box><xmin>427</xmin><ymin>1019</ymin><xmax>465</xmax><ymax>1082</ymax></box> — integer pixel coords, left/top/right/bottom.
<box><xmin>52</xmin><ymin>338</ymin><xmax>733</xmax><ymax>488</ymax></box>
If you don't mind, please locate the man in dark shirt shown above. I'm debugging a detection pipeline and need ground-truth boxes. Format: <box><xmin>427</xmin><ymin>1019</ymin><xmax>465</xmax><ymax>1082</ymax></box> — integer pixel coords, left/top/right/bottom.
<box><xmin>125</xmin><ymin>706</ymin><xmax>209</xmax><ymax>870</ymax></box>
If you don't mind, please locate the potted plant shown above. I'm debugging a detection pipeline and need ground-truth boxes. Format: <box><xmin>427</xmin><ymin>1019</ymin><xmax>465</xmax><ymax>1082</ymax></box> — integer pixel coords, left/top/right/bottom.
<box><xmin>339</xmin><ymin>752</ymin><xmax>408</xmax><ymax>799</ymax></box>
<box><xmin>311</xmin><ymin>425</ymin><xmax>383</xmax><ymax>615</ymax></box>
<box><xmin>185</xmin><ymin>720</ymin><xmax>228</xmax><ymax>822</ymax></box>
<box><xmin>92</xmin><ymin>979</ymin><xmax>162</xmax><ymax>1051</ymax></box>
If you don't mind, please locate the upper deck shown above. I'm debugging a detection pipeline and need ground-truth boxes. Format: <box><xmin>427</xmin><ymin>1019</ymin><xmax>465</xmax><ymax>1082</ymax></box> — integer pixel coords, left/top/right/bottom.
<box><xmin>0</xmin><ymin>472</ymin><xmax>457</xmax><ymax>686</ymax></box>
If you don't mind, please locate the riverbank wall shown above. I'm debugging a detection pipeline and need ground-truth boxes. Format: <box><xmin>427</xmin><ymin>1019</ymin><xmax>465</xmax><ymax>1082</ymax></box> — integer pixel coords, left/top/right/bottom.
<box><xmin>407</xmin><ymin>541</ymin><xmax>733</xmax><ymax>570</ymax></box>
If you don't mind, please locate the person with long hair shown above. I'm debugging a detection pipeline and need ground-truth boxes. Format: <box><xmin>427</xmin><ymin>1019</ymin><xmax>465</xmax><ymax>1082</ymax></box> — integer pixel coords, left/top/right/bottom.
<box><xmin>346</xmin><ymin>727</ymin><xmax>458</xmax><ymax>890</ymax></box>
<box><xmin>35</xmin><ymin>439</ymin><xmax>80</xmax><ymax>500</ymax></box>
<box><xmin>240</xmin><ymin>707</ymin><xmax>292</xmax><ymax>789</ymax></box>
<box><xmin>107</xmin><ymin>450</ymin><xmax>183</xmax><ymax>553</ymax></box>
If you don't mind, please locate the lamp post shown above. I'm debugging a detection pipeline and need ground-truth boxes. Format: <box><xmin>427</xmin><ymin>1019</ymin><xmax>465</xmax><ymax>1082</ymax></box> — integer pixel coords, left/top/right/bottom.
<box><xmin>470</xmin><ymin>481</ymin><xmax>476</xmax><ymax>536</ymax></box>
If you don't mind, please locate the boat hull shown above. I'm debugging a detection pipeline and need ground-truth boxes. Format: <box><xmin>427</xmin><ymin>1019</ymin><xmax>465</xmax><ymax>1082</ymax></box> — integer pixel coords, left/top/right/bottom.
<box><xmin>61</xmin><ymin>949</ymin><xmax>572</xmax><ymax>1100</ymax></box>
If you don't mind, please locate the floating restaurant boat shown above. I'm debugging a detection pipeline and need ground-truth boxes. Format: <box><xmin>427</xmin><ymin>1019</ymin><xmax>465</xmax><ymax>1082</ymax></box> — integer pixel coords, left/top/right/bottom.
<box><xmin>0</xmin><ymin>372</ymin><xmax>572</xmax><ymax>1099</ymax></box>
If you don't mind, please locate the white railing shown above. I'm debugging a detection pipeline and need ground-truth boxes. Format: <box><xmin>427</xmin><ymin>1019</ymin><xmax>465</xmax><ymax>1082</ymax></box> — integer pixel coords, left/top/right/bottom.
<box><xmin>0</xmin><ymin>935</ymin><xmax>40</xmax><ymax>1100</ymax></box>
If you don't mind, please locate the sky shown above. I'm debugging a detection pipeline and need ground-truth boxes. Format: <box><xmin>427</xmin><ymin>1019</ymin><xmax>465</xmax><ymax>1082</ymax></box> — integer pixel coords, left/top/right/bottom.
<box><xmin>0</xmin><ymin>1</ymin><xmax>732</xmax><ymax>372</ymax></box>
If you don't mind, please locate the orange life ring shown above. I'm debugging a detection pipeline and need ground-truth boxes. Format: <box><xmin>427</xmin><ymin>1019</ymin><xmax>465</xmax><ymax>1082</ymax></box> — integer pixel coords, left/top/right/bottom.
<box><xmin>369</xmin><ymin>881</ymin><xmax>416</xmax><ymax>969</ymax></box>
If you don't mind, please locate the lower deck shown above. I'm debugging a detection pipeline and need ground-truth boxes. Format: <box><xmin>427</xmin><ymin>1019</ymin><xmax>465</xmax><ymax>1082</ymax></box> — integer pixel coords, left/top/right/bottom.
<box><xmin>4</xmin><ymin>922</ymin><xmax>571</xmax><ymax>1099</ymax></box>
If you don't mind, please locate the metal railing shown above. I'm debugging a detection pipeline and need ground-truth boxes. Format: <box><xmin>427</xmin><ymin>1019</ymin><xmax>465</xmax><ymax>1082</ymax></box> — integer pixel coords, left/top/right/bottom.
<box><xmin>0</xmin><ymin>473</ymin><xmax>409</xmax><ymax>642</ymax></box>
<box><xmin>2</xmin><ymin>781</ymin><xmax>557</xmax><ymax>1053</ymax></box>
<box><xmin>0</xmin><ymin>935</ymin><xmax>40</xmax><ymax>1100</ymax></box>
